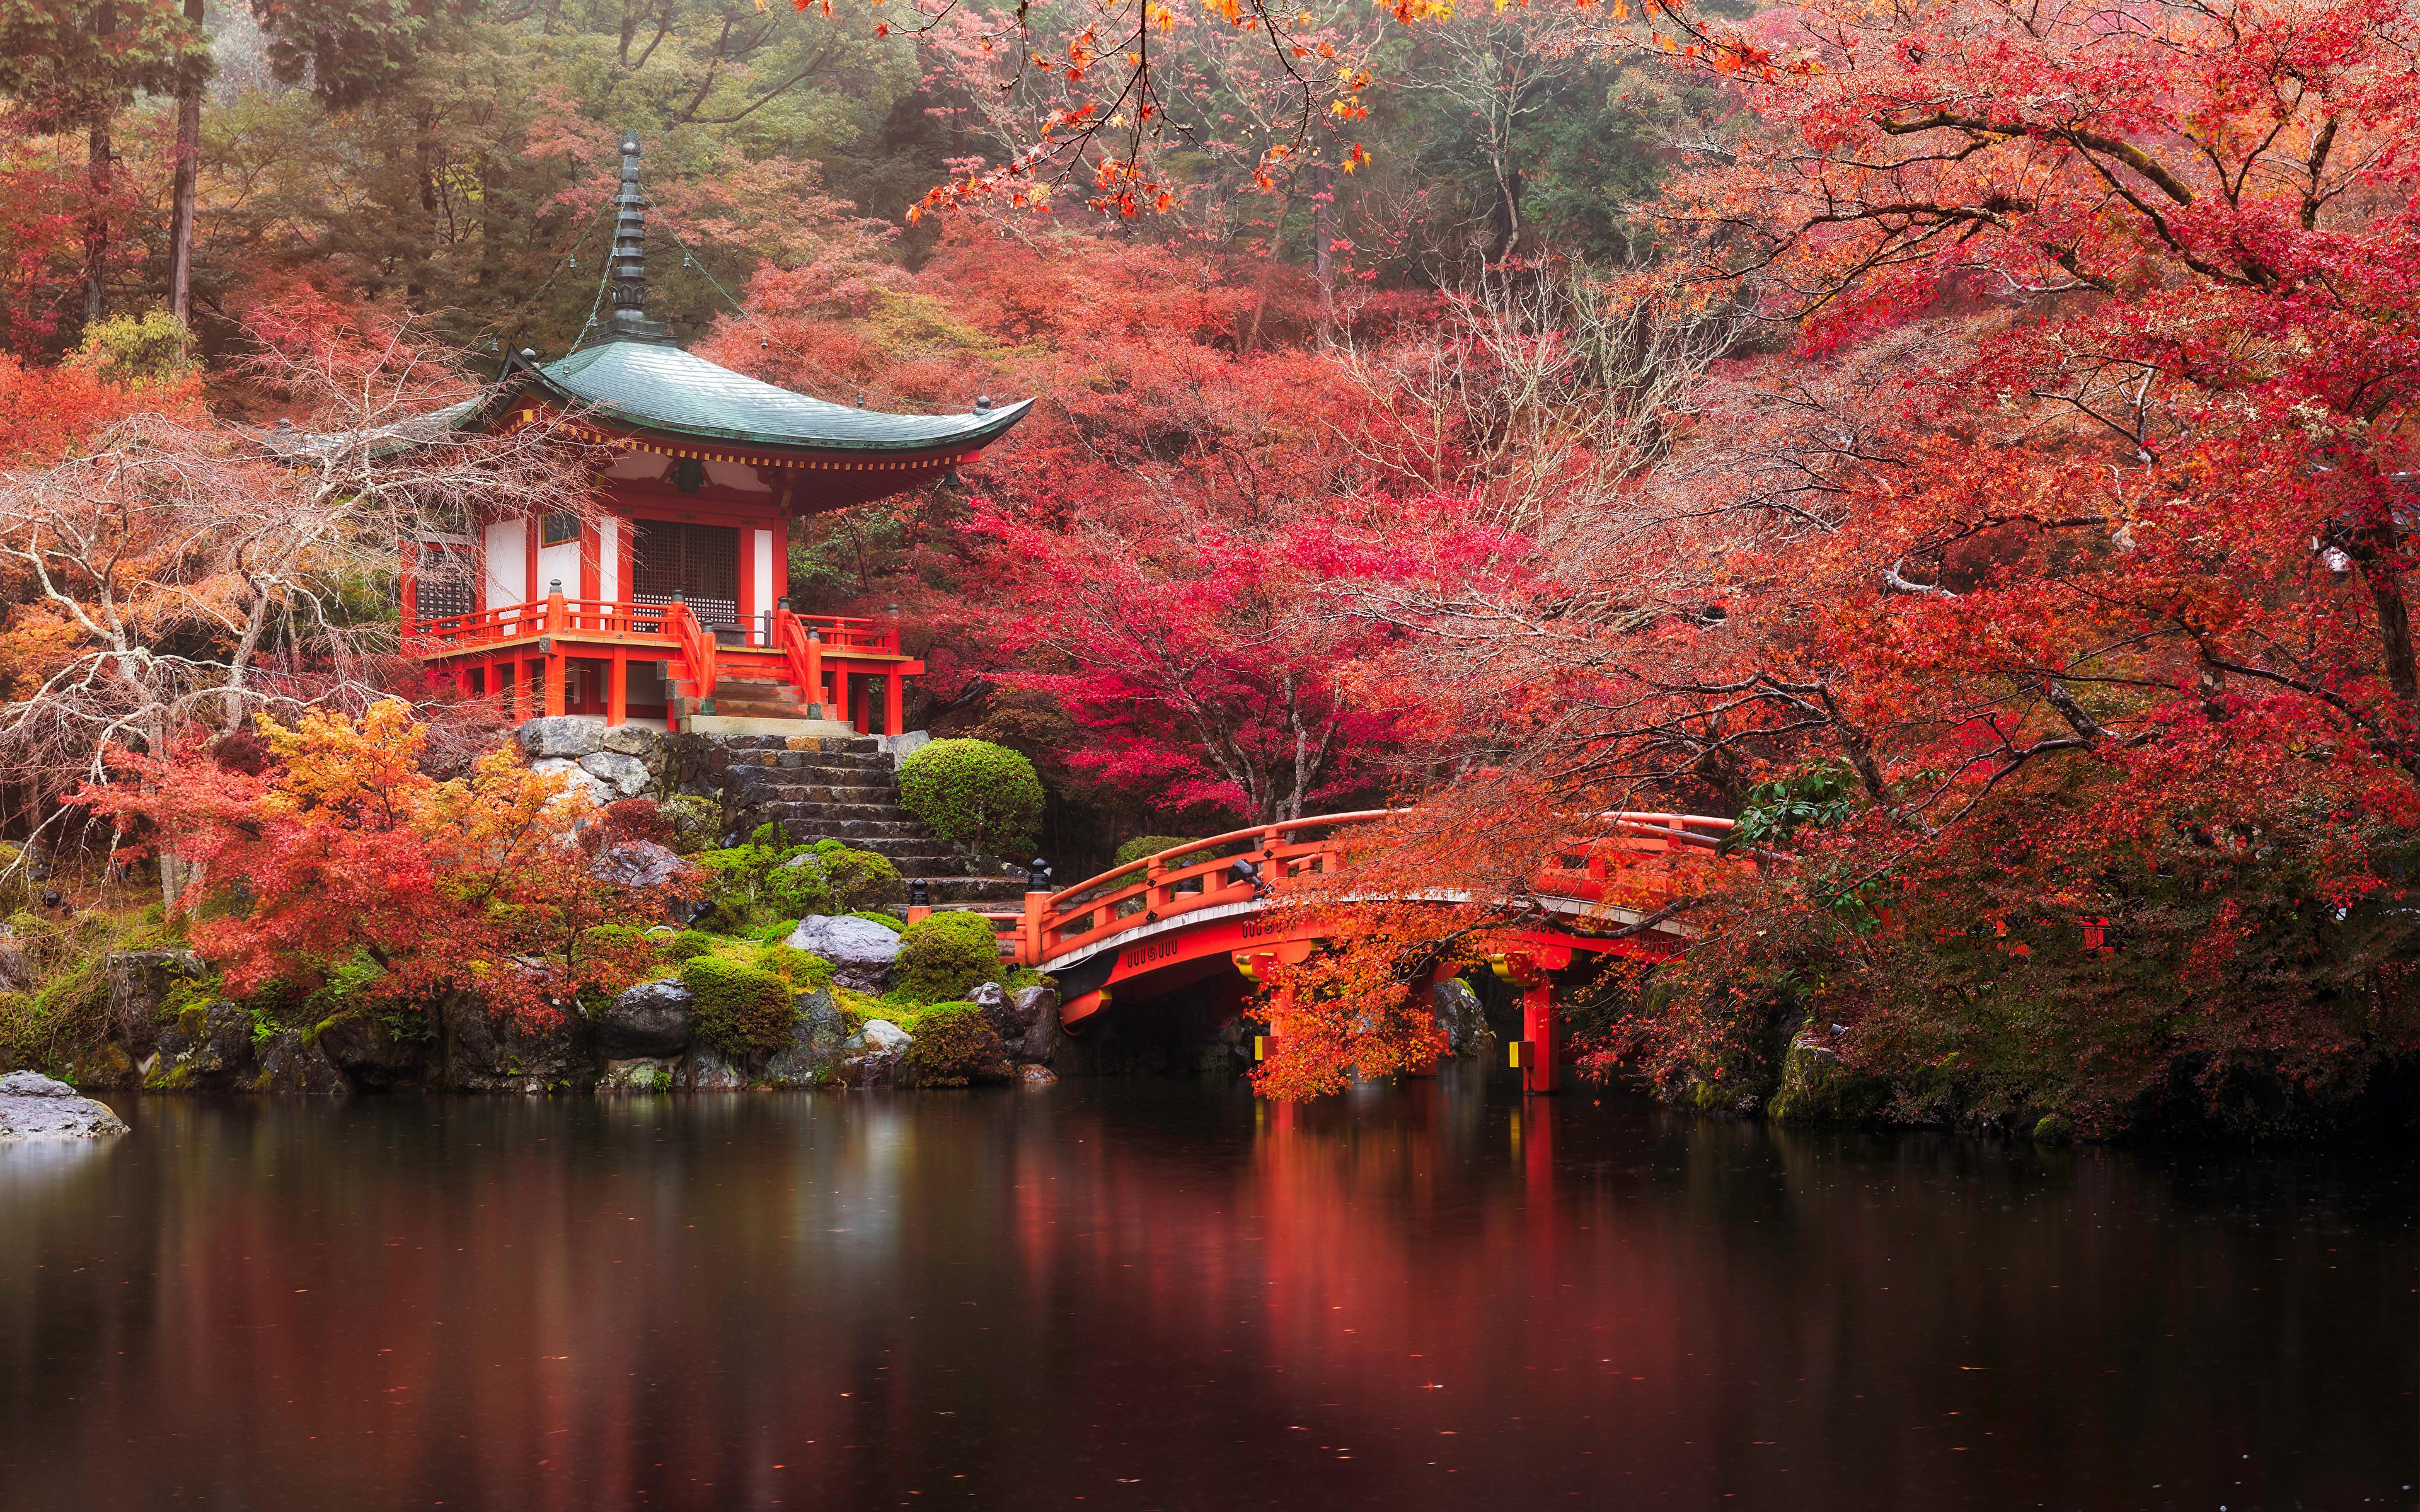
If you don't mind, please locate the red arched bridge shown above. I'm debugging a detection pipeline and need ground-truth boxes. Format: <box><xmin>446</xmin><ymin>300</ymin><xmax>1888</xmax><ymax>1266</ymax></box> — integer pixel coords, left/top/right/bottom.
<box><xmin>902</xmin><ymin>811</ymin><xmax>1745</xmax><ymax>1094</ymax></box>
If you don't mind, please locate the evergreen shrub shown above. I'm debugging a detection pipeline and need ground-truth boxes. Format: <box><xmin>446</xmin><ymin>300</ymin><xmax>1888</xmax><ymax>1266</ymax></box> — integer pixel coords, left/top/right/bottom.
<box><xmin>897</xmin><ymin>739</ymin><xmax>1042</xmax><ymax>856</ymax></box>
<box><xmin>894</xmin><ymin>910</ymin><xmax>1005</xmax><ymax>1005</ymax></box>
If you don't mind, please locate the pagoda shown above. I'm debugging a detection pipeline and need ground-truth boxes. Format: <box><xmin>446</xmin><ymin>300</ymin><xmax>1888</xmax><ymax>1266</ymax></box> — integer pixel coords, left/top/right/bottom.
<box><xmin>400</xmin><ymin>137</ymin><xmax>1029</xmax><ymax>736</ymax></box>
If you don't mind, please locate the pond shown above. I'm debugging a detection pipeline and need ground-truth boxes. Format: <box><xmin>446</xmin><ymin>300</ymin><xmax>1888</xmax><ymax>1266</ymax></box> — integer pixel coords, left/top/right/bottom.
<box><xmin>1</xmin><ymin>1077</ymin><xmax>2411</xmax><ymax>1509</ymax></box>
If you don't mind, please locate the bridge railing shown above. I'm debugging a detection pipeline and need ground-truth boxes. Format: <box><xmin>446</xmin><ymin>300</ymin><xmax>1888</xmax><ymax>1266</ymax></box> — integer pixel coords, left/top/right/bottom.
<box><xmin>998</xmin><ymin>810</ymin><xmax>1746</xmax><ymax>966</ymax></box>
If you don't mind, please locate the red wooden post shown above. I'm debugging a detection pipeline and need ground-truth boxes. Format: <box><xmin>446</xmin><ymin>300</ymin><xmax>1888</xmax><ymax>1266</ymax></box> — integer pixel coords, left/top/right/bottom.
<box><xmin>805</xmin><ymin>631</ymin><xmax>824</xmax><ymax>717</ymax></box>
<box><xmin>1494</xmin><ymin>944</ymin><xmax>1572</xmax><ymax>1096</ymax></box>
<box><xmin>607</xmin><ymin>647</ymin><xmax>627</xmax><ymax>727</ymax></box>
<box><xmin>1521</xmin><ymin>980</ymin><xmax>1556</xmax><ymax>1096</ymax></box>
<box><xmin>1022</xmin><ymin>890</ymin><xmax>1047</xmax><ymax>967</ymax></box>
<box><xmin>885</xmin><ymin>670</ymin><xmax>904</xmax><ymax>737</ymax></box>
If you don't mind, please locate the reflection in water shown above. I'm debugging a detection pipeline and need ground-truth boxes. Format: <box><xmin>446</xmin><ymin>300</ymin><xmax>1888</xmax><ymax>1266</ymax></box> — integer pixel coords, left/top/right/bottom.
<box><xmin>0</xmin><ymin>1076</ymin><xmax>2409</xmax><ymax>1510</ymax></box>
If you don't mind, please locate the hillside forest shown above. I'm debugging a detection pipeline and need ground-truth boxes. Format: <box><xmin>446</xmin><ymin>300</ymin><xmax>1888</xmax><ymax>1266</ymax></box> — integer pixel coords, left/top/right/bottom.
<box><xmin>0</xmin><ymin>0</ymin><xmax>2414</xmax><ymax>1134</ymax></box>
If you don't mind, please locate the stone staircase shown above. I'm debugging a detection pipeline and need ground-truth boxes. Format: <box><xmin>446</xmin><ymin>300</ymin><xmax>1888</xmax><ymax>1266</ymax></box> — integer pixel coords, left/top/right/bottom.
<box><xmin>715</xmin><ymin>735</ymin><xmax>1030</xmax><ymax>908</ymax></box>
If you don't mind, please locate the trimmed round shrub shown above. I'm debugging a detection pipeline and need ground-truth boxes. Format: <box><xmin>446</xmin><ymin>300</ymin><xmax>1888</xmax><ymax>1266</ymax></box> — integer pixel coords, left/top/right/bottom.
<box><xmin>897</xmin><ymin>739</ymin><xmax>1043</xmax><ymax>857</ymax></box>
<box><xmin>902</xmin><ymin>1002</ymin><xmax>1003</xmax><ymax>1087</ymax></box>
<box><xmin>893</xmin><ymin>909</ymin><xmax>1004</xmax><ymax>1005</ymax></box>
<box><xmin>1108</xmin><ymin>835</ymin><xmax>1216</xmax><ymax>916</ymax></box>
<box><xmin>681</xmin><ymin>955</ymin><xmax>795</xmax><ymax>1058</ymax></box>
<box><xmin>1113</xmin><ymin>835</ymin><xmax>1194</xmax><ymax>868</ymax></box>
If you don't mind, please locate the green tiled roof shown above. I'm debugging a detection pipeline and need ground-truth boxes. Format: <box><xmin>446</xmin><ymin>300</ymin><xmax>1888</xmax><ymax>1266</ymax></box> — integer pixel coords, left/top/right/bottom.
<box><xmin>519</xmin><ymin>340</ymin><xmax>1031</xmax><ymax>455</ymax></box>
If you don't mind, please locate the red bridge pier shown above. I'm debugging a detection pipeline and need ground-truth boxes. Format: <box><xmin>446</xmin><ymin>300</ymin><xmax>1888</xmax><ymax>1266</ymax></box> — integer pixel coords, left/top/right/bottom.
<box><xmin>1492</xmin><ymin>944</ymin><xmax>1574</xmax><ymax>1096</ymax></box>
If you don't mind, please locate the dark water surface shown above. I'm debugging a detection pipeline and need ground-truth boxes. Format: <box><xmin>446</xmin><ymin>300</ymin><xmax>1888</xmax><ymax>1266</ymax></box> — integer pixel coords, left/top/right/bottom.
<box><xmin>1</xmin><ymin>1079</ymin><xmax>2411</xmax><ymax>1511</ymax></box>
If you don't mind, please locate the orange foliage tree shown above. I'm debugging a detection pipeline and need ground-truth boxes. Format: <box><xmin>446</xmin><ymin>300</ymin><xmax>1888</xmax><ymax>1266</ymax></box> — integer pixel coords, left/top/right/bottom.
<box><xmin>78</xmin><ymin>700</ymin><xmax>686</xmax><ymax>1030</ymax></box>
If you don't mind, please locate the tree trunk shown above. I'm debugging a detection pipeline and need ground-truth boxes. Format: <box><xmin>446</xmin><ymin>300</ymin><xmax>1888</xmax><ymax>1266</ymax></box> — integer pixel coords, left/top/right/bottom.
<box><xmin>1313</xmin><ymin>159</ymin><xmax>1336</xmax><ymax>333</ymax></box>
<box><xmin>83</xmin><ymin>0</ymin><xmax>116</xmax><ymax>328</ymax></box>
<box><xmin>166</xmin><ymin>0</ymin><xmax>204</xmax><ymax>323</ymax></box>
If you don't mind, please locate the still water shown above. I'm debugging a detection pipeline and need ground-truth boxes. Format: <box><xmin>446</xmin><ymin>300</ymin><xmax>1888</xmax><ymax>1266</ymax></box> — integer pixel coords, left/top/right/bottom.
<box><xmin>1</xmin><ymin>1078</ymin><xmax>2410</xmax><ymax>1511</ymax></box>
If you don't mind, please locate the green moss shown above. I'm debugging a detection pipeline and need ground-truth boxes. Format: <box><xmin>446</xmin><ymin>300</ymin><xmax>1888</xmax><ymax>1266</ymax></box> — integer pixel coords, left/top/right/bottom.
<box><xmin>893</xmin><ymin>910</ymin><xmax>1006</xmax><ymax>1006</ymax></box>
<box><xmin>2032</xmin><ymin>1113</ymin><xmax>2075</xmax><ymax>1145</ymax></box>
<box><xmin>848</xmin><ymin>911</ymin><xmax>904</xmax><ymax>932</ymax></box>
<box><xmin>812</xmin><ymin>841</ymin><xmax>906</xmax><ymax>913</ymax></box>
<box><xmin>658</xmin><ymin>929</ymin><xmax>728</xmax><ymax>963</ymax></box>
<box><xmin>680</xmin><ymin>955</ymin><xmax>798</xmax><ymax>1059</ymax></box>
<box><xmin>901</xmin><ymin>1001</ymin><xmax>1003</xmax><ymax>1087</ymax></box>
<box><xmin>1766</xmin><ymin>1038</ymin><xmax>1892</xmax><ymax>1125</ymax></box>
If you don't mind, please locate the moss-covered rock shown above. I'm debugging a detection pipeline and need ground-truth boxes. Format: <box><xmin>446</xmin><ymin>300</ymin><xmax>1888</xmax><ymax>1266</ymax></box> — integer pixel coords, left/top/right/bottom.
<box><xmin>2032</xmin><ymin>1113</ymin><xmax>2076</xmax><ymax>1145</ymax></box>
<box><xmin>893</xmin><ymin>910</ymin><xmax>1005</xmax><ymax>1005</ymax></box>
<box><xmin>1766</xmin><ymin>1031</ymin><xmax>1893</xmax><ymax>1125</ymax></box>
<box><xmin>901</xmin><ymin>1001</ymin><xmax>1006</xmax><ymax>1087</ymax></box>
<box><xmin>680</xmin><ymin>956</ymin><xmax>796</xmax><ymax>1060</ymax></box>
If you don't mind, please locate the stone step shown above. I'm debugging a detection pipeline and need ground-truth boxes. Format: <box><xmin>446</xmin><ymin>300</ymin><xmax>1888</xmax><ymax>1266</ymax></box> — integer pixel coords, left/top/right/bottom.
<box><xmin>750</xmin><ymin>803</ymin><xmax>909</xmax><ymax>827</ymax></box>
<box><xmin>725</xmin><ymin>752</ymin><xmax>892</xmax><ymax>773</ymax></box>
<box><xmin>740</xmin><ymin>786</ymin><xmax>899</xmax><ymax>808</ymax></box>
<box><xmin>683</xmin><ymin>714</ymin><xmax>860</xmax><ymax>738</ymax></box>
<box><xmin>923</xmin><ymin>878</ymin><xmax>1032</xmax><ymax>905</ymax></box>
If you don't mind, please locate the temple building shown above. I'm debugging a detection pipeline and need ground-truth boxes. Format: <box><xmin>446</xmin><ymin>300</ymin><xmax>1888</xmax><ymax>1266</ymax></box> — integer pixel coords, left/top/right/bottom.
<box><xmin>400</xmin><ymin>137</ymin><xmax>1029</xmax><ymax>736</ymax></box>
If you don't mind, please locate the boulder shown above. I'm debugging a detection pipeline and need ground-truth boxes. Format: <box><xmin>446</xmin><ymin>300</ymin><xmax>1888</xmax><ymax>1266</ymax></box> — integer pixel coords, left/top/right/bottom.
<box><xmin>785</xmin><ymin>915</ymin><xmax>902</xmax><ymax>992</ymax></box>
<box><xmin>579</xmin><ymin>750</ymin><xmax>652</xmax><ymax>799</ymax></box>
<box><xmin>521</xmin><ymin>716</ymin><xmax>606</xmax><ymax>760</ymax></box>
<box><xmin>251</xmin><ymin>1031</ymin><xmax>352</xmax><ymax>1096</ymax></box>
<box><xmin>590</xmin><ymin>840</ymin><xmax>686</xmax><ymax>890</ymax></box>
<box><xmin>764</xmin><ymin>990</ymin><xmax>851</xmax><ymax>1085</ymax></box>
<box><xmin>834</xmin><ymin>1018</ymin><xmax>911</xmax><ymax>1088</ymax></box>
<box><xmin>599</xmin><ymin>1057</ymin><xmax>675</xmax><ymax>1092</ymax></box>
<box><xmin>599</xmin><ymin>723</ymin><xmax>659</xmax><ymax>757</ymax></box>
<box><xmin>441</xmin><ymin>995</ymin><xmax>592</xmax><ymax>1091</ymax></box>
<box><xmin>969</xmin><ymin>980</ymin><xmax>1021</xmax><ymax>1038</ymax></box>
<box><xmin>1431</xmin><ymin>977</ymin><xmax>1486</xmax><ymax>1057</ymax></box>
<box><xmin>598</xmin><ymin>979</ymin><xmax>694</xmax><ymax>1057</ymax></box>
<box><xmin>0</xmin><ymin>1072</ymin><xmax>128</xmax><ymax>1141</ymax></box>
<box><xmin>679</xmin><ymin>1046</ymin><xmax>749</xmax><ymax>1090</ymax></box>
<box><xmin>1018</xmin><ymin>1063</ymin><xmax>1059</xmax><ymax>1088</ymax></box>
<box><xmin>146</xmin><ymin>998</ymin><xmax>253</xmax><ymax>1090</ymax></box>
<box><xmin>107</xmin><ymin>949</ymin><xmax>204</xmax><ymax>1058</ymax></box>
<box><xmin>527</xmin><ymin>757</ymin><xmax>612</xmax><ymax>807</ymax></box>
<box><xmin>1765</xmin><ymin>1029</ymin><xmax>1891</xmax><ymax>1125</ymax></box>
<box><xmin>0</xmin><ymin>928</ymin><xmax>32</xmax><ymax>993</ymax></box>
<box><xmin>316</xmin><ymin>1013</ymin><xmax>429</xmax><ymax>1089</ymax></box>
<box><xmin>1005</xmin><ymin>984</ymin><xmax>1067</xmax><ymax>1067</ymax></box>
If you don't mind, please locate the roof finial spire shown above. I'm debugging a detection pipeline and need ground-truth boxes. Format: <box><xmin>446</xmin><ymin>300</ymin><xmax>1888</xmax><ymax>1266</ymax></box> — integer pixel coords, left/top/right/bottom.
<box><xmin>606</xmin><ymin>132</ymin><xmax>671</xmax><ymax>344</ymax></box>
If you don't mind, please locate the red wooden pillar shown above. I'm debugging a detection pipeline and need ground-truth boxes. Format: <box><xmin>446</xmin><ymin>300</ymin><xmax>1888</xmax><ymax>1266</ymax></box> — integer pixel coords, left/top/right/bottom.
<box><xmin>607</xmin><ymin>647</ymin><xmax>628</xmax><ymax>727</ymax></box>
<box><xmin>884</xmin><ymin>670</ymin><xmax>904</xmax><ymax>737</ymax></box>
<box><xmin>1493</xmin><ymin>944</ymin><xmax>1573</xmax><ymax>1096</ymax></box>
<box><xmin>1521</xmin><ymin>981</ymin><xmax>1557</xmax><ymax>1096</ymax></box>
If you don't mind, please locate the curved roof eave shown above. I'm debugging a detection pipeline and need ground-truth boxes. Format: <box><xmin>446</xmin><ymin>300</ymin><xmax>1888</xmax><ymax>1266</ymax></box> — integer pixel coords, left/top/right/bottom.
<box><xmin>466</xmin><ymin>339</ymin><xmax>1033</xmax><ymax>459</ymax></box>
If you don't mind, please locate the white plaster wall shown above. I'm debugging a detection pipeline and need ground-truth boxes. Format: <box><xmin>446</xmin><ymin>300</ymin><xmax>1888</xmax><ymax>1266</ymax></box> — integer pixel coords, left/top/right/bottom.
<box><xmin>598</xmin><ymin>520</ymin><xmax>620</xmax><ymax>602</ymax></box>
<box><xmin>537</xmin><ymin>537</ymin><xmax>580</xmax><ymax>598</ymax></box>
<box><xmin>483</xmin><ymin>518</ymin><xmax>527</xmax><ymax>610</ymax></box>
<box><xmin>751</xmin><ymin>528</ymin><xmax>775</xmax><ymax>643</ymax></box>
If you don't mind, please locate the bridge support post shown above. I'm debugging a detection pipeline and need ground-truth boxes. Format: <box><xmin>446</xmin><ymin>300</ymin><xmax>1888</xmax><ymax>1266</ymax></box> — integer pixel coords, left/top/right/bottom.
<box><xmin>1492</xmin><ymin>944</ymin><xmax>1572</xmax><ymax>1097</ymax></box>
<box><xmin>1519</xmin><ymin>980</ymin><xmax>1557</xmax><ymax>1096</ymax></box>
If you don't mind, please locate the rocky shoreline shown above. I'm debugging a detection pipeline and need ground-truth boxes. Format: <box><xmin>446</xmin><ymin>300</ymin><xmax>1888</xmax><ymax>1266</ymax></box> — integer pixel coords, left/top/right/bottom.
<box><xmin>46</xmin><ymin>937</ymin><xmax>1075</xmax><ymax>1098</ymax></box>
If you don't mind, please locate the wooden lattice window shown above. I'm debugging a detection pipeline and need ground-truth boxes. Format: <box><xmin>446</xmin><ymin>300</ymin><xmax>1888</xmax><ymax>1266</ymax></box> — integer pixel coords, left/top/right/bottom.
<box><xmin>413</xmin><ymin>543</ymin><xmax>474</xmax><ymax>622</ymax></box>
<box><xmin>540</xmin><ymin>512</ymin><xmax>580</xmax><ymax>546</ymax></box>
<box><xmin>630</xmin><ymin>518</ymin><xmax>739</xmax><ymax>628</ymax></box>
